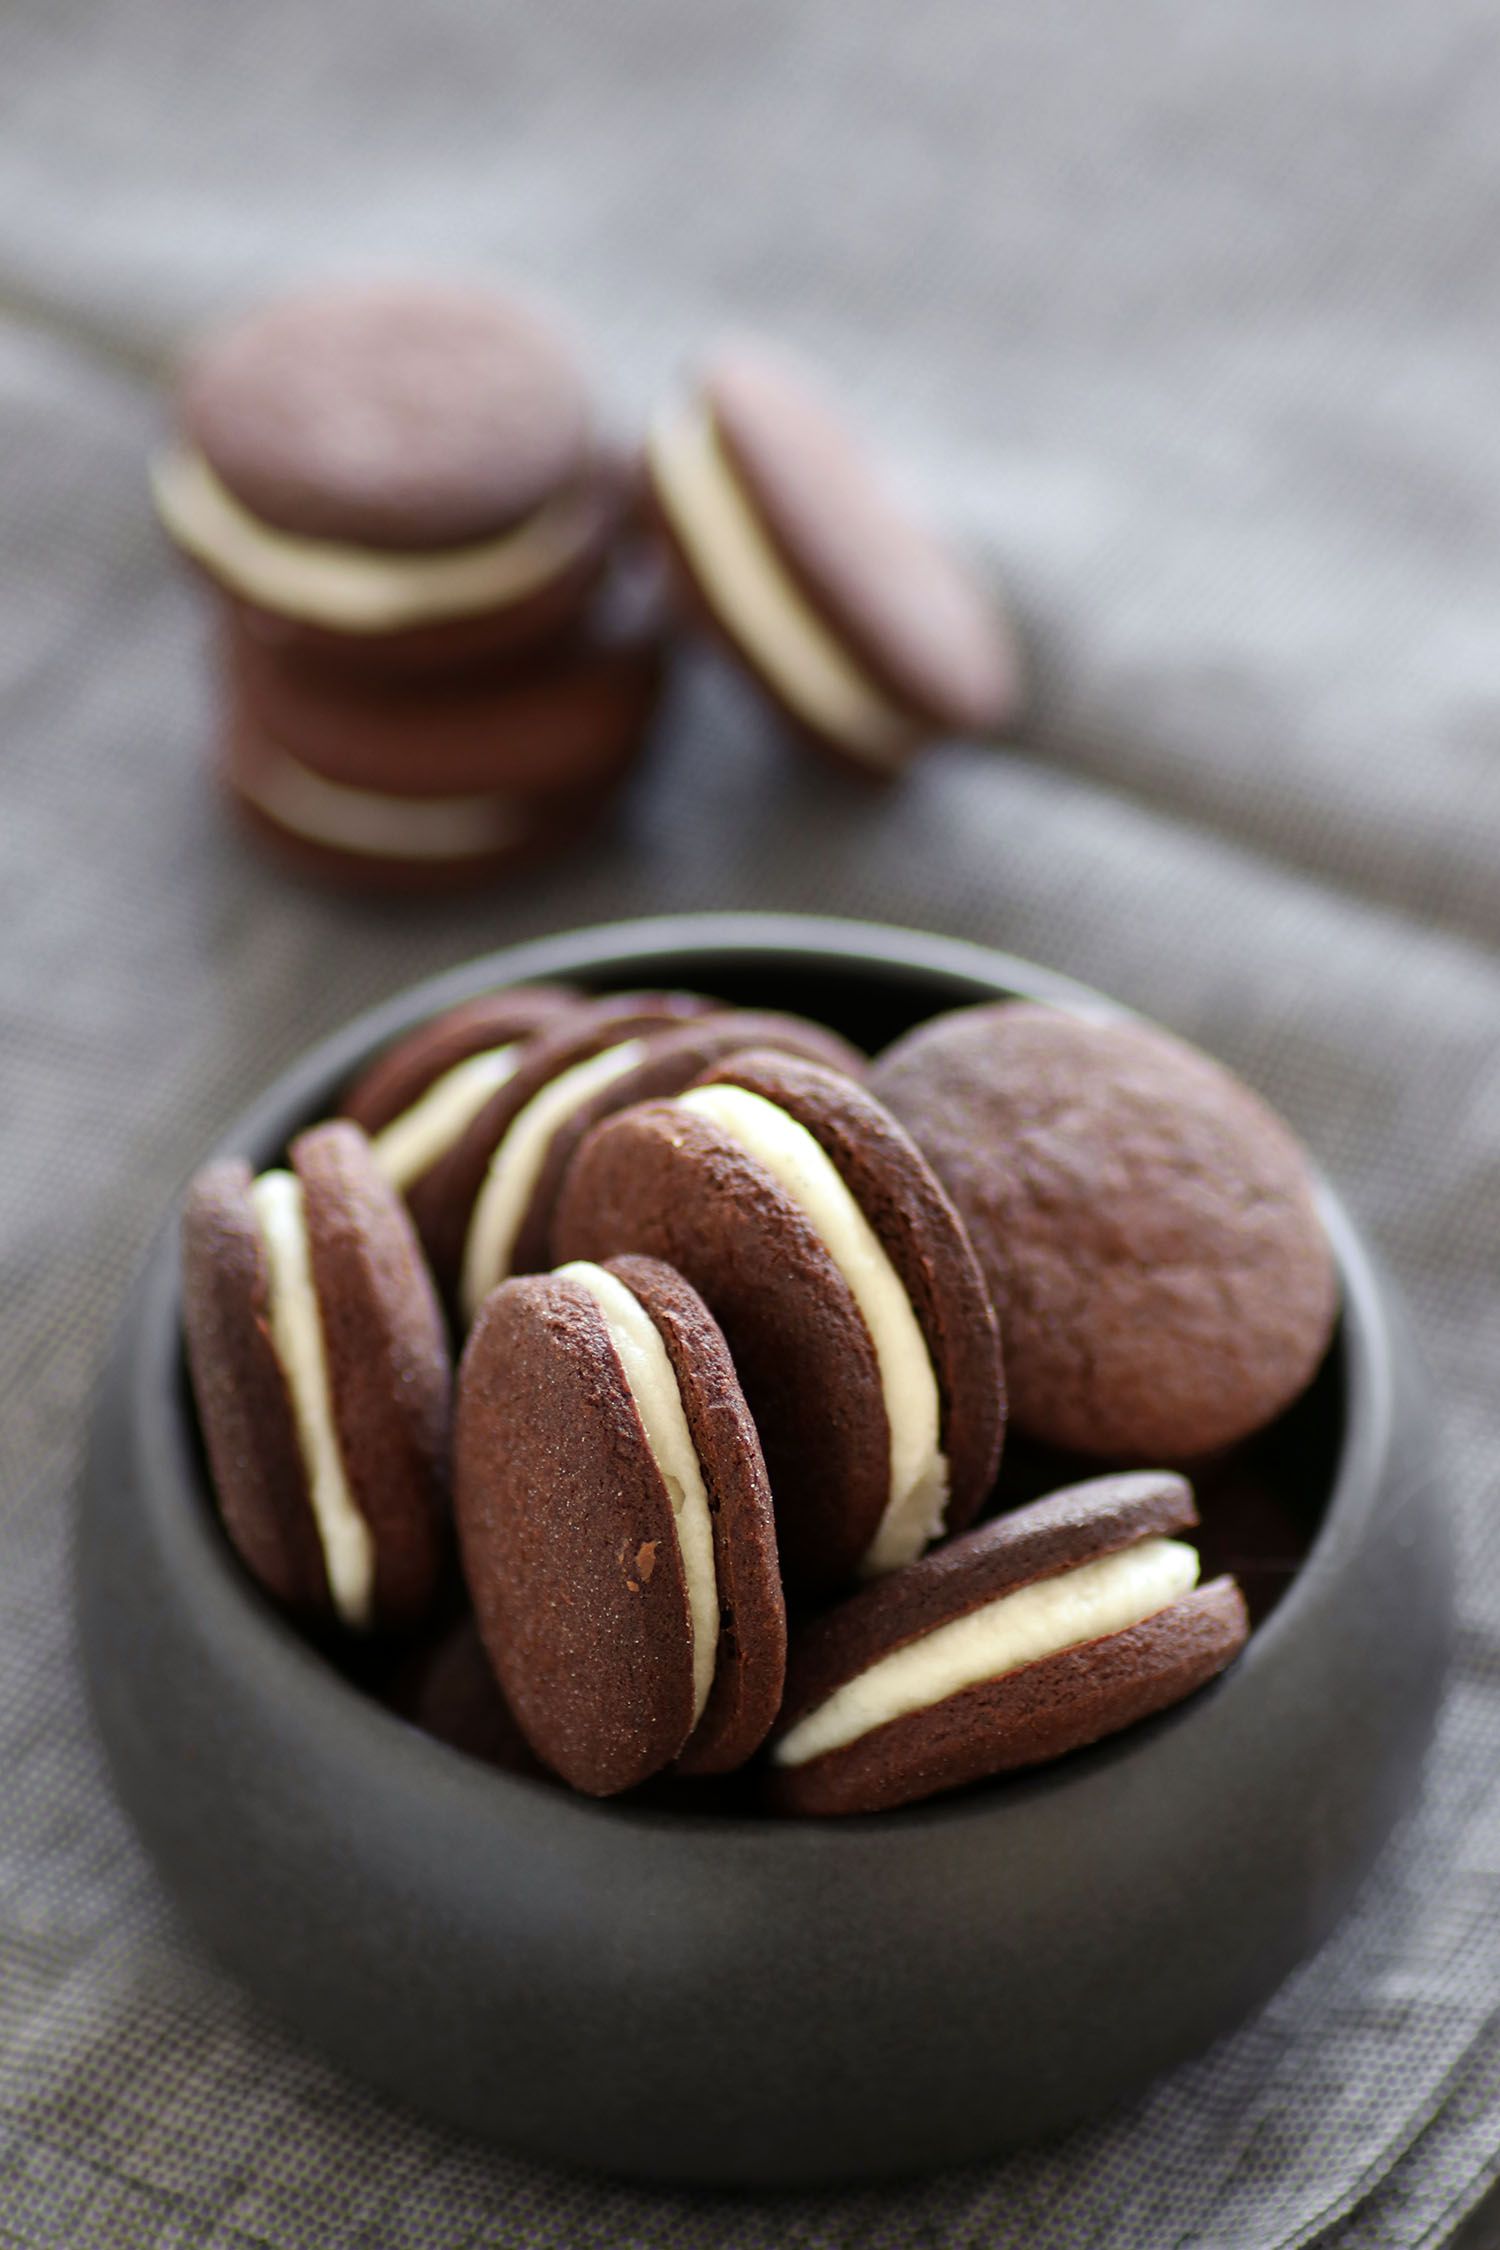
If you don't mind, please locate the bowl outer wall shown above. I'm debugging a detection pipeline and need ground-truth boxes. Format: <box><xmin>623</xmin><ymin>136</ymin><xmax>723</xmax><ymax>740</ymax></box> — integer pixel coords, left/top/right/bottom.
<box><xmin>77</xmin><ymin>913</ymin><xmax>1453</xmax><ymax>2188</ymax></box>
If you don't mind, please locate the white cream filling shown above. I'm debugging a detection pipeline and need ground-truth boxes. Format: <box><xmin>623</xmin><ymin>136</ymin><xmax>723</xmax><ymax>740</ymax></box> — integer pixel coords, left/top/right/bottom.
<box><xmin>235</xmin><ymin>742</ymin><xmax>531</xmax><ymax>860</ymax></box>
<box><xmin>558</xmin><ymin>1261</ymin><xmax>720</xmax><ymax>1725</ymax></box>
<box><xmin>461</xmin><ymin>1039</ymin><xmax>648</xmax><ymax>1320</ymax></box>
<box><xmin>676</xmin><ymin>1084</ymin><xmax>946</xmax><ymax>1575</ymax></box>
<box><xmin>647</xmin><ymin>405</ymin><xmax>915</xmax><ymax>767</ymax></box>
<box><xmin>774</xmin><ymin>1536</ymin><xmax>1201</xmax><ymax>1768</ymax></box>
<box><xmin>152</xmin><ymin>446</ymin><xmax>597</xmax><ymax>632</ymax></box>
<box><xmin>250</xmin><ymin>1170</ymin><xmax>376</xmax><ymax>1629</ymax></box>
<box><xmin>370</xmin><ymin>1045</ymin><xmax>521</xmax><ymax>1193</ymax></box>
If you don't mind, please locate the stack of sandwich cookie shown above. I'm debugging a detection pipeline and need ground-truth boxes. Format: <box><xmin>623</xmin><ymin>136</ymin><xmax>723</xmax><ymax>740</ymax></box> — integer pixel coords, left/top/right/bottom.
<box><xmin>154</xmin><ymin>279</ymin><xmax>660</xmax><ymax>889</ymax></box>
<box><xmin>222</xmin><ymin>564</ymin><xmax>666</xmax><ymax>891</ymax></box>
<box><xmin>156</xmin><ymin>280</ymin><xmax>614</xmax><ymax>671</ymax></box>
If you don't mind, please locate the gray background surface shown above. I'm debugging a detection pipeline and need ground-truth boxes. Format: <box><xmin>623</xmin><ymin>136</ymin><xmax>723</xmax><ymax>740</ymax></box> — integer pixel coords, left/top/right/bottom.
<box><xmin>4</xmin><ymin>3</ymin><xmax>1500</xmax><ymax>2243</ymax></box>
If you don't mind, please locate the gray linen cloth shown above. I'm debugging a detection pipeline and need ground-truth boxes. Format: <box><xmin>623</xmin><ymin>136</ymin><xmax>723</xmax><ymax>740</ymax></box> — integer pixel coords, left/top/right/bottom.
<box><xmin>4</xmin><ymin>2</ymin><xmax>1500</xmax><ymax>2242</ymax></box>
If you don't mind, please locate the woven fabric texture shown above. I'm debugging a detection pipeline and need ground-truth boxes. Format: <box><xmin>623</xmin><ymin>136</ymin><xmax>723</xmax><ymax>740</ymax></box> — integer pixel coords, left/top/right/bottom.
<box><xmin>3</xmin><ymin>3</ymin><xmax>1500</xmax><ymax>2243</ymax></box>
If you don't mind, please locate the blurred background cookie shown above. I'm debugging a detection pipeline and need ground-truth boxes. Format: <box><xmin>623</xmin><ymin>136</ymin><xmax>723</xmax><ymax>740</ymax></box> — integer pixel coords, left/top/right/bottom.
<box><xmin>647</xmin><ymin>340</ymin><xmax>1023</xmax><ymax>778</ymax></box>
<box><xmin>154</xmin><ymin>277</ymin><xmax>617</xmax><ymax>674</ymax></box>
<box><xmin>218</xmin><ymin>562</ymin><xmax>667</xmax><ymax>889</ymax></box>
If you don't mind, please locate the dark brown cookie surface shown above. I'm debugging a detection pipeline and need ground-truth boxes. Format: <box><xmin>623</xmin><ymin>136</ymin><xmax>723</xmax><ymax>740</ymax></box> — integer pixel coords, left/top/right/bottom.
<box><xmin>870</xmin><ymin>1003</ymin><xmax>1339</xmax><ymax>1460</ymax></box>
<box><xmin>778</xmin><ymin>1471</ymin><xmax>1199</xmax><ymax>1718</ymax></box>
<box><xmin>181</xmin><ymin>1121</ymin><xmax>451</xmax><ymax>1633</ymax></box>
<box><xmin>180</xmin><ymin>280</ymin><xmax>594</xmax><ymax>548</ymax></box>
<box><xmin>455</xmin><ymin>1270</ymin><xmax>696</xmax><ymax>1794</ymax></box>
<box><xmin>769</xmin><ymin>1473</ymin><xmax>1249</xmax><ymax>1815</ymax></box>
<box><xmin>385</xmin><ymin>1616</ymin><xmax>543</xmax><ymax>1776</ymax></box>
<box><xmin>453</xmin><ymin>1257</ymin><xmax>782</xmax><ymax>1793</ymax></box>
<box><xmin>292</xmin><ymin>1123</ymin><xmax>451</xmax><ymax>1629</ymax></box>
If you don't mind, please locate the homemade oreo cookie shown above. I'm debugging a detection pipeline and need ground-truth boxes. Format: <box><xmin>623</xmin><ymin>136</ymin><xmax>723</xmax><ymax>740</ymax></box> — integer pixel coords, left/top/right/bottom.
<box><xmin>646</xmin><ymin>341</ymin><xmax>1022</xmax><ymax>776</ymax></box>
<box><xmin>871</xmin><ymin>1003</ymin><xmax>1339</xmax><ymax>1460</ymax></box>
<box><xmin>554</xmin><ymin>1050</ymin><xmax>1004</xmax><ymax>1590</ymax></box>
<box><xmin>455</xmin><ymin>1254</ymin><xmax>786</xmax><ymax>1792</ymax></box>
<box><xmin>220</xmin><ymin>562</ymin><xmax>666</xmax><ymax>889</ymax></box>
<box><xmin>154</xmin><ymin>278</ymin><xmax>617</xmax><ymax>673</ymax></box>
<box><xmin>224</xmin><ymin>569</ymin><xmax>664</xmax><ymax>803</ymax></box>
<box><xmin>770</xmin><ymin>1473</ymin><xmax>1249</xmax><ymax>1815</ymax></box>
<box><xmin>181</xmin><ymin>1120</ymin><xmax>450</xmax><ymax>1632</ymax></box>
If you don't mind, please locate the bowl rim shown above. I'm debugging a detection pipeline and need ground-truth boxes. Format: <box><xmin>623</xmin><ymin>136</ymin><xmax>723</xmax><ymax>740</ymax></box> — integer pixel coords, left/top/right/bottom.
<box><xmin>130</xmin><ymin>909</ymin><xmax>1388</xmax><ymax>1848</ymax></box>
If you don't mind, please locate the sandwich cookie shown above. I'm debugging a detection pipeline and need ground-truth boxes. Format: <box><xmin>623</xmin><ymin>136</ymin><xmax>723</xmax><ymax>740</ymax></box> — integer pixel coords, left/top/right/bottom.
<box><xmin>155</xmin><ymin>278</ymin><xmax>618</xmax><ymax>673</ymax></box>
<box><xmin>181</xmin><ymin>1120</ymin><xmax>450</xmax><ymax>1632</ymax></box>
<box><xmin>870</xmin><ymin>1003</ymin><xmax>1339</xmax><ymax>1460</ymax></box>
<box><xmin>646</xmin><ymin>341</ymin><xmax>1022</xmax><ymax>776</ymax></box>
<box><xmin>421</xmin><ymin>991</ymin><xmax>719</xmax><ymax>1317</ymax></box>
<box><xmin>340</xmin><ymin>985</ymin><xmax>583</xmax><ymax>1258</ymax></box>
<box><xmin>454</xmin><ymin>1254</ymin><xmax>787</xmax><ymax>1792</ymax></box>
<box><xmin>531</xmin><ymin>1008</ymin><xmax>866</xmax><ymax>1258</ymax></box>
<box><xmin>223</xmin><ymin>716</ymin><xmax>619</xmax><ymax>893</ymax></box>
<box><xmin>554</xmin><ymin>1050</ymin><xmax>1004</xmax><ymax>1591</ymax></box>
<box><xmin>222</xmin><ymin>558</ymin><xmax>666</xmax><ymax>803</ymax></box>
<box><xmin>769</xmin><ymin>1472</ymin><xmax>1250</xmax><ymax>1815</ymax></box>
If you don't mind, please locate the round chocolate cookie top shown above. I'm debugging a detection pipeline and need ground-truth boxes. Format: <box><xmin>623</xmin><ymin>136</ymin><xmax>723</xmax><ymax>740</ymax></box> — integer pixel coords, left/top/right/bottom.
<box><xmin>769</xmin><ymin>1472</ymin><xmax>1250</xmax><ymax>1816</ymax></box>
<box><xmin>702</xmin><ymin>343</ymin><xmax>1020</xmax><ymax>735</ymax></box>
<box><xmin>453</xmin><ymin>1255</ymin><xmax>784</xmax><ymax>1794</ymax></box>
<box><xmin>181</xmin><ymin>1120</ymin><xmax>451</xmax><ymax>1633</ymax></box>
<box><xmin>554</xmin><ymin>1049</ymin><xmax>1004</xmax><ymax>1591</ymax></box>
<box><xmin>870</xmin><ymin>1003</ymin><xmax>1339</xmax><ymax>1461</ymax></box>
<box><xmin>179</xmin><ymin>280</ymin><xmax>593</xmax><ymax>549</ymax></box>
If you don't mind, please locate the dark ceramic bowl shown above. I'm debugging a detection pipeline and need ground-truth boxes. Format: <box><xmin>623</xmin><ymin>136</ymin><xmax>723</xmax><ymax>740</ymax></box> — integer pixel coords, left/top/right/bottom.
<box><xmin>79</xmin><ymin>914</ymin><xmax>1452</xmax><ymax>2189</ymax></box>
